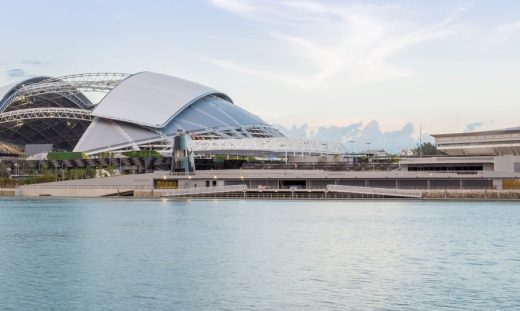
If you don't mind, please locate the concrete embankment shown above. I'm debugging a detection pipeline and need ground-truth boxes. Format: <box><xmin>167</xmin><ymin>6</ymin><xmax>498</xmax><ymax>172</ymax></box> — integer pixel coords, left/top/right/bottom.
<box><xmin>0</xmin><ymin>189</ymin><xmax>16</xmax><ymax>196</ymax></box>
<box><xmin>10</xmin><ymin>170</ymin><xmax>520</xmax><ymax>200</ymax></box>
<box><xmin>423</xmin><ymin>190</ymin><xmax>520</xmax><ymax>200</ymax></box>
<box><xmin>8</xmin><ymin>186</ymin><xmax>520</xmax><ymax>200</ymax></box>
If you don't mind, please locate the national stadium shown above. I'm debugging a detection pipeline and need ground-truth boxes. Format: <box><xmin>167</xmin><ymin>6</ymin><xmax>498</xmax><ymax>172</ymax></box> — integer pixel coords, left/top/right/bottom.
<box><xmin>0</xmin><ymin>72</ymin><xmax>343</xmax><ymax>156</ymax></box>
<box><xmin>3</xmin><ymin>72</ymin><xmax>520</xmax><ymax>197</ymax></box>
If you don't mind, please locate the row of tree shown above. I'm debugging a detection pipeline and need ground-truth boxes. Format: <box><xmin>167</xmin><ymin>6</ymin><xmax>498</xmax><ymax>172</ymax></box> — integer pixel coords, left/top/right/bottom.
<box><xmin>0</xmin><ymin>167</ymin><xmax>102</xmax><ymax>188</ymax></box>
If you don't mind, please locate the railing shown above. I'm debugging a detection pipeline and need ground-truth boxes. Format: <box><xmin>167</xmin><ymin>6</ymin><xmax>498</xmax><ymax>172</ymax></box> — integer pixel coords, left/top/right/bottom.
<box><xmin>20</xmin><ymin>184</ymin><xmax>153</xmax><ymax>190</ymax></box>
<box><xmin>0</xmin><ymin>107</ymin><xmax>93</xmax><ymax>124</ymax></box>
<box><xmin>326</xmin><ymin>185</ymin><xmax>423</xmax><ymax>198</ymax></box>
<box><xmin>160</xmin><ymin>184</ymin><xmax>247</xmax><ymax>197</ymax></box>
<box><xmin>401</xmin><ymin>157</ymin><xmax>494</xmax><ymax>163</ymax></box>
<box><xmin>190</xmin><ymin>137</ymin><xmax>345</xmax><ymax>155</ymax></box>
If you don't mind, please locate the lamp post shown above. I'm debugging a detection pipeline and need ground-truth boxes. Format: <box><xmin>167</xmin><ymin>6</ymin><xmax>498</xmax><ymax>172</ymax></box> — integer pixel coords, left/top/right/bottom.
<box><xmin>281</xmin><ymin>144</ymin><xmax>287</xmax><ymax>164</ymax></box>
<box><xmin>365</xmin><ymin>142</ymin><xmax>371</xmax><ymax>171</ymax></box>
<box><xmin>349</xmin><ymin>140</ymin><xmax>355</xmax><ymax>154</ymax></box>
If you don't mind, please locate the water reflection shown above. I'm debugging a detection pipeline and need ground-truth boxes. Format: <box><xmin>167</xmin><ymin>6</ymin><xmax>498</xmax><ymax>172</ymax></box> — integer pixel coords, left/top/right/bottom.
<box><xmin>0</xmin><ymin>198</ymin><xmax>519</xmax><ymax>310</ymax></box>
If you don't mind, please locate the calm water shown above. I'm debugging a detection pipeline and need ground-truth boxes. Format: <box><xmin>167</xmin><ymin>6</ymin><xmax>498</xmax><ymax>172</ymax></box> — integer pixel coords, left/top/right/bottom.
<box><xmin>0</xmin><ymin>198</ymin><xmax>519</xmax><ymax>310</ymax></box>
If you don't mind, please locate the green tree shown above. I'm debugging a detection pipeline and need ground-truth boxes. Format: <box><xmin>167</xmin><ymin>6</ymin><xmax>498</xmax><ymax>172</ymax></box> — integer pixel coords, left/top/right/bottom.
<box><xmin>414</xmin><ymin>142</ymin><xmax>445</xmax><ymax>156</ymax></box>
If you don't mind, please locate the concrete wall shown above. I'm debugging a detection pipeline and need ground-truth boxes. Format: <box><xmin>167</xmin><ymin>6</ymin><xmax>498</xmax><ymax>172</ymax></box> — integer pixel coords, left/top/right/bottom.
<box><xmin>337</xmin><ymin>180</ymin><xmax>366</xmax><ymax>187</ymax></box>
<box><xmin>0</xmin><ymin>189</ymin><xmax>15</xmax><ymax>196</ymax></box>
<box><xmin>19</xmin><ymin>187</ymin><xmax>133</xmax><ymax>197</ymax></box>
<box><xmin>494</xmin><ymin>156</ymin><xmax>520</xmax><ymax>173</ymax></box>
<box><xmin>397</xmin><ymin>179</ymin><xmax>429</xmax><ymax>189</ymax></box>
<box><xmin>429</xmin><ymin>179</ymin><xmax>460</xmax><ymax>189</ymax></box>
<box><xmin>367</xmin><ymin>179</ymin><xmax>397</xmax><ymax>188</ymax></box>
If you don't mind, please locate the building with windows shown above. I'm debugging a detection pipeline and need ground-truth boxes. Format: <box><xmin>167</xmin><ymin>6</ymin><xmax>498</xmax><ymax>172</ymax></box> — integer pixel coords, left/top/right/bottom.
<box><xmin>397</xmin><ymin>127</ymin><xmax>520</xmax><ymax>178</ymax></box>
<box><xmin>432</xmin><ymin>127</ymin><xmax>520</xmax><ymax>156</ymax></box>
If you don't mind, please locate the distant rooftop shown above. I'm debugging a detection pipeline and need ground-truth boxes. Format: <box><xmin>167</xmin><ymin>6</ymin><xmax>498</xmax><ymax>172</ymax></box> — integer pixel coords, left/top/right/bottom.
<box><xmin>432</xmin><ymin>126</ymin><xmax>520</xmax><ymax>138</ymax></box>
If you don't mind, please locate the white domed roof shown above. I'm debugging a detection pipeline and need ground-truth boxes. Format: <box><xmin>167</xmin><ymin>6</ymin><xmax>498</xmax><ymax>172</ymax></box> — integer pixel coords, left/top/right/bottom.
<box><xmin>92</xmin><ymin>71</ymin><xmax>232</xmax><ymax>128</ymax></box>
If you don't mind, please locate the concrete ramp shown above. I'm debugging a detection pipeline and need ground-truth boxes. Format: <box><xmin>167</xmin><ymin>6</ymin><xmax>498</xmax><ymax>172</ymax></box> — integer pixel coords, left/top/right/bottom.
<box><xmin>161</xmin><ymin>185</ymin><xmax>247</xmax><ymax>197</ymax></box>
<box><xmin>327</xmin><ymin>185</ymin><xmax>423</xmax><ymax>198</ymax></box>
<box><xmin>19</xmin><ymin>185</ymin><xmax>138</xmax><ymax>197</ymax></box>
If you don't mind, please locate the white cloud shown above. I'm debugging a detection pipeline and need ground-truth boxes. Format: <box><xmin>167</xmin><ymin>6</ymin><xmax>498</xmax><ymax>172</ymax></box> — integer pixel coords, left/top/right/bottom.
<box><xmin>275</xmin><ymin>120</ymin><xmax>423</xmax><ymax>153</ymax></box>
<box><xmin>210</xmin><ymin>0</ymin><xmax>257</xmax><ymax>15</ymax></box>
<box><xmin>207</xmin><ymin>0</ymin><xmax>460</xmax><ymax>88</ymax></box>
<box><xmin>464</xmin><ymin>121</ymin><xmax>484</xmax><ymax>132</ymax></box>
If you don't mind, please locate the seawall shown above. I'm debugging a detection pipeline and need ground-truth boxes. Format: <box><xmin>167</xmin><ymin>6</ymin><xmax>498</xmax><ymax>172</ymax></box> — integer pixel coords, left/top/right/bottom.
<box><xmin>423</xmin><ymin>190</ymin><xmax>520</xmax><ymax>200</ymax></box>
<box><xmin>0</xmin><ymin>189</ymin><xmax>16</xmax><ymax>196</ymax></box>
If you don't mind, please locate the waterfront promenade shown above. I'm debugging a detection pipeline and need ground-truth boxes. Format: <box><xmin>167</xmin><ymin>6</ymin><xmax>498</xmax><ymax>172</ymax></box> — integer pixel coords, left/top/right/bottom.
<box><xmin>7</xmin><ymin>169</ymin><xmax>520</xmax><ymax>200</ymax></box>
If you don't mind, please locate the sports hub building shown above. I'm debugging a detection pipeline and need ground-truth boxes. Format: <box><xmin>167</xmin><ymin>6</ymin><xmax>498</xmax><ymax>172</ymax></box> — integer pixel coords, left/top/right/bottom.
<box><xmin>399</xmin><ymin>127</ymin><xmax>520</xmax><ymax>181</ymax></box>
<box><xmin>0</xmin><ymin>72</ymin><xmax>342</xmax><ymax>156</ymax></box>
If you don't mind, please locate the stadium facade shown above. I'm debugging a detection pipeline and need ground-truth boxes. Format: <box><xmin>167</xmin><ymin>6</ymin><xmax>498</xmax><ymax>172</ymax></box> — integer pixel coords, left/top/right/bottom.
<box><xmin>0</xmin><ymin>72</ymin><xmax>305</xmax><ymax>155</ymax></box>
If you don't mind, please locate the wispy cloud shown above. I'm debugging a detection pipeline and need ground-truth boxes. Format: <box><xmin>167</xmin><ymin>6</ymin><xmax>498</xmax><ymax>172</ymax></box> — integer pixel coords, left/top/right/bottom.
<box><xmin>207</xmin><ymin>0</ymin><xmax>460</xmax><ymax>88</ymax></box>
<box><xmin>21</xmin><ymin>59</ymin><xmax>47</xmax><ymax>65</ymax></box>
<box><xmin>2</xmin><ymin>60</ymin><xmax>47</xmax><ymax>80</ymax></box>
<box><xmin>464</xmin><ymin>121</ymin><xmax>484</xmax><ymax>132</ymax></box>
<box><xmin>6</xmin><ymin>68</ymin><xmax>29</xmax><ymax>78</ymax></box>
<box><xmin>211</xmin><ymin>0</ymin><xmax>256</xmax><ymax>15</ymax></box>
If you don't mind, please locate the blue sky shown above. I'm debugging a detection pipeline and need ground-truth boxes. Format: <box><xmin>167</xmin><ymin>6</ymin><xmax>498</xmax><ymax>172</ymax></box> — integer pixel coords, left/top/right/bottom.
<box><xmin>1</xmin><ymin>0</ymin><xmax>520</xmax><ymax>151</ymax></box>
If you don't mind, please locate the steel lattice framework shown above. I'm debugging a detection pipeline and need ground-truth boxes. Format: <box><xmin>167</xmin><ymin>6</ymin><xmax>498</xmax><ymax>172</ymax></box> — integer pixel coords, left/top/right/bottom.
<box><xmin>0</xmin><ymin>73</ymin><xmax>129</xmax><ymax>113</ymax></box>
<box><xmin>0</xmin><ymin>108</ymin><xmax>93</xmax><ymax>124</ymax></box>
<box><xmin>80</xmin><ymin>137</ymin><xmax>345</xmax><ymax>156</ymax></box>
<box><xmin>190</xmin><ymin>137</ymin><xmax>345</xmax><ymax>155</ymax></box>
<box><xmin>0</xmin><ymin>107</ymin><xmax>94</xmax><ymax>150</ymax></box>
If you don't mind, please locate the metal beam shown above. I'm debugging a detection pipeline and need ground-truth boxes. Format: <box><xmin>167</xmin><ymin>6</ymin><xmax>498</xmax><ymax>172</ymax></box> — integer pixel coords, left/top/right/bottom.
<box><xmin>0</xmin><ymin>73</ymin><xmax>129</xmax><ymax>112</ymax></box>
<box><xmin>0</xmin><ymin>107</ymin><xmax>93</xmax><ymax>124</ymax></box>
<box><xmin>190</xmin><ymin>137</ymin><xmax>345</xmax><ymax>155</ymax></box>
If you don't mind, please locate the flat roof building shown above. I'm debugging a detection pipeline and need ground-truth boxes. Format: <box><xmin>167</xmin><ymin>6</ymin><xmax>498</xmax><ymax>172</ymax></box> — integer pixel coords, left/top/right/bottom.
<box><xmin>402</xmin><ymin>127</ymin><xmax>520</xmax><ymax>176</ymax></box>
<box><xmin>433</xmin><ymin>127</ymin><xmax>520</xmax><ymax>156</ymax></box>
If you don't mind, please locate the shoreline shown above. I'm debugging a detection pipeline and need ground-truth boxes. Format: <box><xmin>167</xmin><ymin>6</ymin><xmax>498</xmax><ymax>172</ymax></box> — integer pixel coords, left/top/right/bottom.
<box><xmin>3</xmin><ymin>188</ymin><xmax>520</xmax><ymax>201</ymax></box>
<box><xmin>5</xmin><ymin>169</ymin><xmax>520</xmax><ymax>201</ymax></box>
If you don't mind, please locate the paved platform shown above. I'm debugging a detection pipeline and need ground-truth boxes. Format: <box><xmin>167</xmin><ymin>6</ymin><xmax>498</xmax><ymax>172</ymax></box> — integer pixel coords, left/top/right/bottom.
<box><xmin>327</xmin><ymin>185</ymin><xmax>423</xmax><ymax>198</ymax></box>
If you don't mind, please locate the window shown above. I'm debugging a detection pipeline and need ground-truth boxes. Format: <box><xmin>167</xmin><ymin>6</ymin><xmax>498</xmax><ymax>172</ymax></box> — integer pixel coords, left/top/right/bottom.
<box><xmin>154</xmin><ymin>179</ymin><xmax>178</xmax><ymax>189</ymax></box>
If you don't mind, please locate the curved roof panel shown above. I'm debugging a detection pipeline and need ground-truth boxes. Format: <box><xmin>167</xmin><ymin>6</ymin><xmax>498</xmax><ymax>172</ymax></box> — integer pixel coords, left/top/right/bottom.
<box><xmin>163</xmin><ymin>95</ymin><xmax>267</xmax><ymax>134</ymax></box>
<box><xmin>92</xmin><ymin>71</ymin><xmax>232</xmax><ymax>128</ymax></box>
<box><xmin>73</xmin><ymin>117</ymin><xmax>161</xmax><ymax>153</ymax></box>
